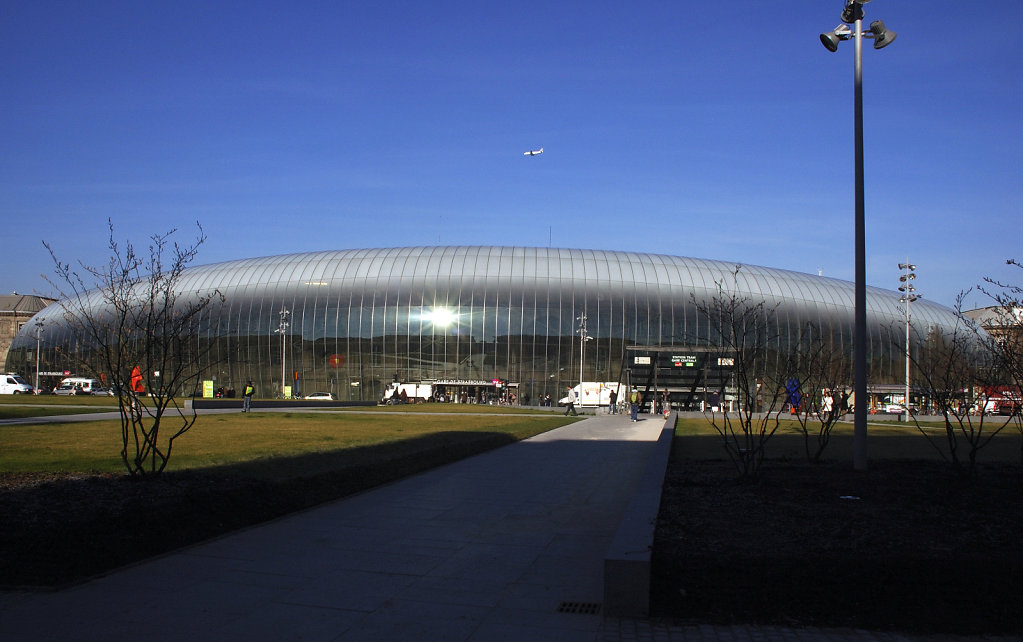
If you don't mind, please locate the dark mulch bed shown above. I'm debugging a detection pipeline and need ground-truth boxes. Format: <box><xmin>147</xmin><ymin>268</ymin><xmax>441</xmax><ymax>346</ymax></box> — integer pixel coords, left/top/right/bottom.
<box><xmin>652</xmin><ymin>458</ymin><xmax>1023</xmax><ymax>635</ymax></box>
<box><xmin>0</xmin><ymin>471</ymin><xmax>337</xmax><ymax>587</ymax></box>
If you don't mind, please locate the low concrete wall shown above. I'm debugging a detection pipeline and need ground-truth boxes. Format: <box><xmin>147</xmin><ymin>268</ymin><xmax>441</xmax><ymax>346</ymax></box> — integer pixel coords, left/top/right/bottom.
<box><xmin>603</xmin><ymin>412</ymin><xmax>677</xmax><ymax>617</ymax></box>
<box><xmin>190</xmin><ymin>399</ymin><xmax>376</xmax><ymax>410</ymax></box>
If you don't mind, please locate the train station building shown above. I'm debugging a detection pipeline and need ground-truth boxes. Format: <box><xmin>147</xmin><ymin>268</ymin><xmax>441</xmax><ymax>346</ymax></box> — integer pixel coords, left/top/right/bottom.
<box><xmin>6</xmin><ymin>246</ymin><xmax>964</xmax><ymax>407</ymax></box>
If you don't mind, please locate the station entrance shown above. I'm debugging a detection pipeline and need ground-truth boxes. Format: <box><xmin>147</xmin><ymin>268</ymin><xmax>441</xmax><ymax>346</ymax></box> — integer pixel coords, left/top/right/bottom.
<box><xmin>430</xmin><ymin>379</ymin><xmax>518</xmax><ymax>404</ymax></box>
<box><xmin>624</xmin><ymin>346</ymin><xmax>736</xmax><ymax>412</ymax></box>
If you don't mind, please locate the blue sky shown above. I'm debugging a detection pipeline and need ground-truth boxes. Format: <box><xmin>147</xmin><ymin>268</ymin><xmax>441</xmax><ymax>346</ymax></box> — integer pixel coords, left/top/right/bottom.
<box><xmin>2</xmin><ymin>1</ymin><xmax>1020</xmax><ymax>308</ymax></box>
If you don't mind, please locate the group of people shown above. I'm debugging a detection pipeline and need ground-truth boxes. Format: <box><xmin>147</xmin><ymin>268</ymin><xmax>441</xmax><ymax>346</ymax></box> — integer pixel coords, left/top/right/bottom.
<box><xmin>563</xmin><ymin>386</ymin><xmax>646</xmax><ymax>421</ymax></box>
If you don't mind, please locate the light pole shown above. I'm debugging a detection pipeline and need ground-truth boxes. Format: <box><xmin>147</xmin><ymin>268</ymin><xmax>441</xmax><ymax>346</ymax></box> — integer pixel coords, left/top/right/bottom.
<box><xmin>33</xmin><ymin>318</ymin><xmax>44</xmax><ymax>394</ymax></box>
<box><xmin>275</xmin><ymin>306</ymin><xmax>290</xmax><ymax>398</ymax></box>
<box><xmin>898</xmin><ymin>262</ymin><xmax>919</xmax><ymax>422</ymax></box>
<box><xmin>577</xmin><ymin>313</ymin><xmax>591</xmax><ymax>398</ymax></box>
<box><xmin>820</xmin><ymin>0</ymin><xmax>897</xmax><ymax>470</ymax></box>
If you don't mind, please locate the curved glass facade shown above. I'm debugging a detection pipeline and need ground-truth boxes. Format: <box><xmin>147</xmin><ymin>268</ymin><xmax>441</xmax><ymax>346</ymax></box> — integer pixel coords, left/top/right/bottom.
<box><xmin>7</xmin><ymin>246</ymin><xmax>962</xmax><ymax>402</ymax></box>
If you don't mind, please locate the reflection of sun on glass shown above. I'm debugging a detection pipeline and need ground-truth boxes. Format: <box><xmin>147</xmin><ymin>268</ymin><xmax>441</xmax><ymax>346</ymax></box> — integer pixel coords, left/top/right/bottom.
<box><xmin>427</xmin><ymin>307</ymin><xmax>456</xmax><ymax>327</ymax></box>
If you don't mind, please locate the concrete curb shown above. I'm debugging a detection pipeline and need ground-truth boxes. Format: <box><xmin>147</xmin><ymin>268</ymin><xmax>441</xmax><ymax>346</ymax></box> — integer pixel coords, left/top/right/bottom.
<box><xmin>603</xmin><ymin>411</ymin><xmax>677</xmax><ymax>617</ymax></box>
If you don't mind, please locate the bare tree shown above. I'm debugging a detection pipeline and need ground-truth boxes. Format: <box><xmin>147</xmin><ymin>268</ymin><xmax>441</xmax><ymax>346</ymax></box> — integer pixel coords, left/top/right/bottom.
<box><xmin>45</xmin><ymin>220</ymin><xmax>223</xmax><ymax>477</ymax></box>
<box><xmin>906</xmin><ymin>294</ymin><xmax>1012</xmax><ymax>478</ymax></box>
<box><xmin>694</xmin><ymin>267</ymin><xmax>787</xmax><ymax>480</ymax></box>
<box><xmin>787</xmin><ymin>323</ymin><xmax>853</xmax><ymax>463</ymax></box>
<box><xmin>979</xmin><ymin>259</ymin><xmax>1023</xmax><ymax>465</ymax></box>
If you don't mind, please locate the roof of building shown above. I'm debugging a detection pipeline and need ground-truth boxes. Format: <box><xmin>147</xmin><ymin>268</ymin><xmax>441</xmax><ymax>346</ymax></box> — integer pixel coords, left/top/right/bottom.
<box><xmin>0</xmin><ymin>293</ymin><xmax>56</xmax><ymax>316</ymax></box>
<box><xmin>964</xmin><ymin>306</ymin><xmax>1023</xmax><ymax>329</ymax></box>
<box><xmin>168</xmin><ymin>245</ymin><xmax>958</xmax><ymax>328</ymax></box>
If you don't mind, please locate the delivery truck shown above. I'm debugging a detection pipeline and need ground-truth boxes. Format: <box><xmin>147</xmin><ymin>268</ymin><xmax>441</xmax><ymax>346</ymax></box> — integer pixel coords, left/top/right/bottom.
<box><xmin>381</xmin><ymin>382</ymin><xmax>433</xmax><ymax>404</ymax></box>
<box><xmin>558</xmin><ymin>381</ymin><xmax>626</xmax><ymax>408</ymax></box>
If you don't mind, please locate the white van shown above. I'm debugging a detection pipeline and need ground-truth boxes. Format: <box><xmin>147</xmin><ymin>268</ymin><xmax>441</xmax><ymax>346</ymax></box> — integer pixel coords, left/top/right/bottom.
<box><xmin>0</xmin><ymin>373</ymin><xmax>34</xmax><ymax>395</ymax></box>
<box><xmin>59</xmin><ymin>377</ymin><xmax>103</xmax><ymax>395</ymax></box>
<box><xmin>558</xmin><ymin>382</ymin><xmax>626</xmax><ymax>408</ymax></box>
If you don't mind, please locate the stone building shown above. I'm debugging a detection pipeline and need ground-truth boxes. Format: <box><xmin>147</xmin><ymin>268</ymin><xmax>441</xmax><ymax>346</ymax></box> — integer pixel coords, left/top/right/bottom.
<box><xmin>0</xmin><ymin>293</ymin><xmax>57</xmax><ymax>372</ymax></box>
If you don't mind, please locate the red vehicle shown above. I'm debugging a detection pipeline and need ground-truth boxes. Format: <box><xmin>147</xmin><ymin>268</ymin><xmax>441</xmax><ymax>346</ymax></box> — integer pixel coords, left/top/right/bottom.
<box><xmin>985</xmin><ymin>386</ymin><xmax>1021</xmax><ymax>416</ymax></box>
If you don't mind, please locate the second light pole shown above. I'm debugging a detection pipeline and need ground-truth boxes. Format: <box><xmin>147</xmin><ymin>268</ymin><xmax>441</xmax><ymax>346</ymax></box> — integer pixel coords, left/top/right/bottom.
<box><xmin>577</xmin><ymin>313</ymin><xmax>591</xmax><ymax>396</ymax></box>
<box><xmin>898</xmin><ymin>262</ymin><xmax>919</xmax><ymax>422</ymax></box>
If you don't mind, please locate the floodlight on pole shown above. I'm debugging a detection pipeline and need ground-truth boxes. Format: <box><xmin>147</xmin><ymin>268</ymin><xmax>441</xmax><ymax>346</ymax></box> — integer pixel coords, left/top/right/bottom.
<box><xmin>577</xmin><ymin>314</ymin><xmax>591</xmax><ymax>395</ymax></box>
<box><xmin>33</xmin><ymin>318</ymin><xmax>44</xmax><ymax>394</ymax></box>
<box><xmin>275</xmin><ymin>306</ymin><xmax>290</xmax><ymax>399</ymax></box>
<box><xmin>819</xmin><ymin>0</ymin><xmax>897</xmax><ymax>471</ymax></box>
<box><xmin>869</xmin><ymin>20</ymin><xmax>897</xmax><ymax>49</ymax></box>
<box><xmin>898</xmin><ymin>262</ymin><xmax>920</xmax><ymax>423</ymax></box>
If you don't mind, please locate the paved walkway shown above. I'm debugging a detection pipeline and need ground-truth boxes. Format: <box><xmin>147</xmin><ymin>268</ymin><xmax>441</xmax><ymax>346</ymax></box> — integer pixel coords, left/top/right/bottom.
<box><xmin>0</xmin><ymin>414</ymin><xmax>1015</xmax><ymax>641</ymax></box>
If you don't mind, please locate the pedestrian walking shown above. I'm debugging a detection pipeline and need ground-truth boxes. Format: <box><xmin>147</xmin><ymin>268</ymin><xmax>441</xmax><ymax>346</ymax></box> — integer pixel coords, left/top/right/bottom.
<box><xmin>564</xmin><ymin>386</ymin><xmax>578</xmax><ymax>416</ymax></box>
<box><xmin>608</xmin><ymin>388</ymin><xmax>618</xmax><ymax>414</ymax></box>
<box><xmin>629</xmin><ymin>388</ymin><xmax>642</xmax><ymax>422</ymax></box>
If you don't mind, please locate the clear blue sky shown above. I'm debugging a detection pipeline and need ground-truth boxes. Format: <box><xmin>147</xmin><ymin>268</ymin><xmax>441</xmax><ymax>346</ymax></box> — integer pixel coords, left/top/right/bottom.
<box><xmin>2</xmin><ymin>1</ymin><xmax>1020</xmax><ymax>308</ymax></box>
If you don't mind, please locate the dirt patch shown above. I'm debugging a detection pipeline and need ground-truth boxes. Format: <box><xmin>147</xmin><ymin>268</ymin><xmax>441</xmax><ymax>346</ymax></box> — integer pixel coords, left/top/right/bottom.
<box><xmin>652</xmin><ymin>458</ymin><xmax>1023</xmax><ymax>635</ymax></box>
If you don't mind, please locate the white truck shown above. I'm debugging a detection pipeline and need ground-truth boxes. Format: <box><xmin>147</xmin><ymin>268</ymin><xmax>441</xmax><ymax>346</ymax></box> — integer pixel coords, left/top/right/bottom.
<box><xmin>558</xmin><ymin>381</ymin><xmax>626</xmax><ymax>408</ymax></box>
<box><xmin>381</xmin><ymin>382</ymin><xmax>433</xmax><ymax>404</ymax></box>
<box><xmin>59</xmin><ymin>377</ymin><xmax>104</xmax><ymax>394</ymax></box>
<box><xmin>0</xmin><ymin>373</ymin><xmax>34</xmax><ymax>394</ymax></box>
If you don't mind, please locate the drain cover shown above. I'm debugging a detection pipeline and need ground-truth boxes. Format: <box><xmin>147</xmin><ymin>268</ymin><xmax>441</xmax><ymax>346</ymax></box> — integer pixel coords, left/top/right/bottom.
<box><xmin>557</xmin><ymin>601</ymin><xmax>601</xmax><ymax>615</ymax></box>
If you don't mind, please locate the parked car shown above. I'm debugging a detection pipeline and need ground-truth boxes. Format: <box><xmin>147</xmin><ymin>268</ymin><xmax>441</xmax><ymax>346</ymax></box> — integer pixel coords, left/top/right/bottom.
<box><xmin>304</xmin><ymin>392</ymin><xmax>336</xmax><ymax>400</ymax></box>
<box><xmin>89</xmin><ymin>387</ymin><xmax>115</xmax><ymax>396</ymax></box>
<box><xmin>53</xmin><ymin>384</ymin><xmax>78</xmax><ymax>396</ymax></box>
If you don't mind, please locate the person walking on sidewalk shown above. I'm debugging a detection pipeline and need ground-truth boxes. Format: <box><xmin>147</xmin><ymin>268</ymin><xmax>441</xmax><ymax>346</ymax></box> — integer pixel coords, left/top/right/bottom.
<box><xmin>564</xmin><ymin>386</ymin><xmax>578</xmax><ymax>416</ymax></box>
<box><xmin>608</xmin><ymin>387</ymin><xmax>618</xmax><ymax>415</ymax></box>
<box><xmin>629</xmin><ymin>388</ymin><xmax>642</xmax><ymax>422</ymax></box>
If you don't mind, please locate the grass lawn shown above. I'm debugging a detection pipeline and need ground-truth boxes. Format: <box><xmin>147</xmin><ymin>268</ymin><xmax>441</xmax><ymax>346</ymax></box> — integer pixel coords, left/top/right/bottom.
<box><xmin>0</xmin><ymin>406</ymin><xmax>115</xmax><ymax>420</ymax></box>
<box><xmin>0</xmin><ymin>408</ymin><xmax>573</xmax><ymax>475</ymax></box>
<box><xmin>0</xmin><ymin>406</ymin><xmax>581</xmax><ymax>587</ymax></box>
<box><xmin>0</xmin><ymin>395</ymin><xmax>119</xmax><ymax>409</ymax></box>
<box><xmin>653</xmin><ymin>416</ymin><xmax>1023</xmax><ymax>635</ymax></box>
<box><xmin>673</xmin><ymin>415</ymin><xmax>1023</xmax><ymax>462</ymax></box>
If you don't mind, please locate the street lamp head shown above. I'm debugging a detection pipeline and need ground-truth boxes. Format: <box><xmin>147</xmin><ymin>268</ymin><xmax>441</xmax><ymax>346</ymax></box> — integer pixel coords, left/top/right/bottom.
<box><xmin>898</xmin><ymin>263</ymin><xmax>916</xmax><ymax>270</ymax></box>
<box><xmin>820</xmin><ymin>24</ymin><xmax>851</xmax><ymax>52</ymax></box>
<box><xmin>820</xmin><ymin>31</ymin><xmax>840</xmax><ymax>52</ymax></box>
<box><xmin>841</xmin><ymin>2</ymin><xmax>864</xmax><ymax>24</ymax></box>
<box><xmin>869</xmin><ymin>20</ymin><xmax>897</xmax><ymax>49</ymax></box>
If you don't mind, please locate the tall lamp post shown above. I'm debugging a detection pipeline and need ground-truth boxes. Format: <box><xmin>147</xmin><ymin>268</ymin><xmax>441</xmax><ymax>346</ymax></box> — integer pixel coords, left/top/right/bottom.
<box><xmin>577</xmin><ymin>314</ymin><xmax>592</xmax><ymax>393</ymax></box>
<box><xmin>275</xmin><ymin>306</ymin><xmax>290</xmax><ymax>398</ymax></box>
<box><xmin>819</xmin><ymin>0</ymin><xmax>897</xmax><ymax>470</ymax></box>
<box><xmin>898</xmin><ymin>262</ymin><xmax>919</xmax><ymax>422</ymax></box>
<box><xmin>33</xmin><ymin>318</ymin><xmax>44</xmax><ymax>394</ymax></box>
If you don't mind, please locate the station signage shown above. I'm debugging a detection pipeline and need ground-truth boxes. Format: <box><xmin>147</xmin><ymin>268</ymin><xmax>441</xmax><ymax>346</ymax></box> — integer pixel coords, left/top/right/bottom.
<box><xmin>434</xmin><ymin>379</ymin><xmax>493</xmax><ymax>386</ymax></box>
<box><xmin>671</xmin><ymin>355</ymin><xmax>698</xmax><ymax>367</ymax></box>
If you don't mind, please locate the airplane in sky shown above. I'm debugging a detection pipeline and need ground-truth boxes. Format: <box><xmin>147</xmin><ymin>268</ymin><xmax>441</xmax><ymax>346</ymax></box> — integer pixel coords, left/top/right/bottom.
<box><xmin>523</xmin><ymin>147</ymin><xmax>543</xmax><ymax>156</ymax></box>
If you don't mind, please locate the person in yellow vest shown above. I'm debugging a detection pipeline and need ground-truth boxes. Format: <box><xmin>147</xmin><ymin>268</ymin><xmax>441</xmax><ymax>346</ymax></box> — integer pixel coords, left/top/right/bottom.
<box><xmin>242</xmin><ymin>381</ymin><xmax>255</xmax><ymax>412</ymax></box>
<box><xmin>629</xmin><ymin>388</ymin><xmax>642</xmax><ymax>422</ymax></box>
